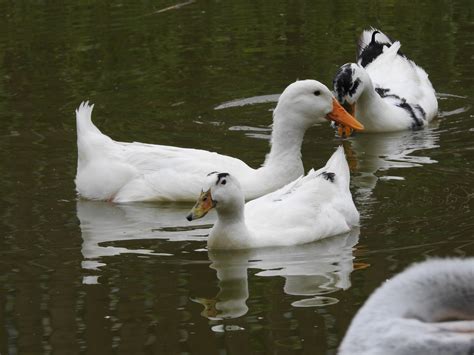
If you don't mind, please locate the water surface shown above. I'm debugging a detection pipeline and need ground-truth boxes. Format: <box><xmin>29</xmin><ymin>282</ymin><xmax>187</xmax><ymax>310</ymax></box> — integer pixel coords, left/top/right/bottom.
<box><xmin>1</xmin><ymin>1</ymin><xmax>473</xmax><ymax>354</ymax></box>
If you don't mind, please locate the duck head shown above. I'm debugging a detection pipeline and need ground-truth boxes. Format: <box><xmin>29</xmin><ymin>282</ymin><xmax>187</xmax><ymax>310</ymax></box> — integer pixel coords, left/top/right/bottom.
<box><xmin>275</xmin><ymin>79</ymin><xmax>364</xmax><ymax>131</ymax></box>
<box><xmin>186</xmin><ymin>172</ymin><xmax>244</xmax><ymax>221</ymax></box>
<box><xmin>333</xmin><ymin>63</ymin><xmax>370</xmax><ymax>115</ymax></box>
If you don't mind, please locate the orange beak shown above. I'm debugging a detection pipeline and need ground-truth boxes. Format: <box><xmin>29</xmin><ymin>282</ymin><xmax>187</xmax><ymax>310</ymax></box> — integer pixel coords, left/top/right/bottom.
<box><xmin>326</xmin><ymin>99</ymin><xmax>364</xmax><ymax>131</ymax></box>
<box><xmin>345</xmin><ymin>102</ymin><xmax>356</xmax><ymax>116</ymax></box>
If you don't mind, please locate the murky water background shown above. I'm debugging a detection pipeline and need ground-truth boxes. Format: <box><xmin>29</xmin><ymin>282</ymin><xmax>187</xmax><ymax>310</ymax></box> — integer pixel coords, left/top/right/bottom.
<box><xmin>1</xmin><ymin>1</ymin><xmax>473</xmax><ymax>354</ymax></box>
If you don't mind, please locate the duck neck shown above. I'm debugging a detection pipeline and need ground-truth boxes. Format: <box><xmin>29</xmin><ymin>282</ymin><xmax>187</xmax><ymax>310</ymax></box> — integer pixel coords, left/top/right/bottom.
<box><xmin>216</xmin><ymin>204</ymin><xmax>246</xmax><ymax>225</ymax></box>
<box><xmin>358</xmin><ymin>76</ymin><xmax>378</xmax><ymax>104</ymax></box>
<box><xmin>263</xmin><ymin>109</ymin><xmax>306</xmax><ymax>171</ymax></box>
<box><xmin>356</xmin><ymin>76</ymin><xmax>393</xmax><ymax>129</ymax></box>
<box><xmin>208</xmin><ymin>202</ymin><xmax>252</xmax><ymax>249</ymax></box>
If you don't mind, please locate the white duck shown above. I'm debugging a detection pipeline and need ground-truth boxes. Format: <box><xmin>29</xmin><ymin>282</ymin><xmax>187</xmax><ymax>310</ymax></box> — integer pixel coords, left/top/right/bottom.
<box><xmin>186</xmin><ymin>146</ymin><xmax>359</xmax><ymax>249</ymax></box>
<box><xmin>333</xmin><ymin>28</ymin><xmax>438</xmax><ymax>133</ymax></box>
<box><xmin>76</xmin><ymin>80</ymin><xmax>363</xmax><ymax>202</ymax></box>
<box><xmin>339</xmin><ymin>258</ymin><xmax>474</xmax><ymax>355</ymax></box>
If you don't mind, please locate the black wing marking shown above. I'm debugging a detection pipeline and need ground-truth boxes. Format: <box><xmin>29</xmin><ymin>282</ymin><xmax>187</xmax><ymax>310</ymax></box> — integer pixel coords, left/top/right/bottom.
<box><xmin>375</xmin><ymin>87</ymin><xmax>426</xmax><ymax>129</ymax></box>
<box><xmin>357</xmin><ymin>30</ymin><xmax>405</xmax><ymax>68</ymax></box>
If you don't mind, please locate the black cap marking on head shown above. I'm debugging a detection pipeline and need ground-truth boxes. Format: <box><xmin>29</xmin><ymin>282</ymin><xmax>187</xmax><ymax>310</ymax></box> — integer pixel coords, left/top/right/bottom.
<box><xmin>333</xmin><ymin>64</ymin><xmax>354</xmax><ymax>102</ymax></box>
<box><xmin>216</xmin><ymin>173</ymin><xmax>229</xmax><ymax>185</ymax></box>
<box><xmin>333</xmin><ymin>64</ymin><xmax>362</xmax><ymax>102</ymax></box>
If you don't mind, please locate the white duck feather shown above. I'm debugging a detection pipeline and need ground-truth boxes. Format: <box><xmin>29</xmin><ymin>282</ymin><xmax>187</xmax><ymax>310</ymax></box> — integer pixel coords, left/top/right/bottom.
<box><xmin>187</xmin><ymin>146</ymin><xmax>359</xmax><ymax>249</ymax></box>
<box><xmin>333</xmin><ymin>28</ymin><xmax>438</xmax><ymax>132</ymax></box>
<box><xmin>75</xmin><ymin>80</ymin><xmax>363</xmax><ymax>202</ymax></box>
<box><xmin>339</xmin><ymin>258</ymin><xmax>474</xmax><ymax>355</ymax></box>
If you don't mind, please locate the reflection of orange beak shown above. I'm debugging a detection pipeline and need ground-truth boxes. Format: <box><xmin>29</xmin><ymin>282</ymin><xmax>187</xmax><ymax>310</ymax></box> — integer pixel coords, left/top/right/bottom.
<box><xmin>191</xmin><ymin>297</ymin><xmax>219</xmax><ymax>318</ymax></box>
<box><xmin>326</xmin><ymin>99</ymin><xmax>364</xmax><ymax>131</ymax></box>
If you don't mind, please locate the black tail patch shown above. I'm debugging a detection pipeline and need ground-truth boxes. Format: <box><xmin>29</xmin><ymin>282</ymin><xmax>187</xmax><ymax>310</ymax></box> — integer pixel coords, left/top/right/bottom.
<box><xmin>357</xmin><ymin>30</ymin><xmax>405</xmax><ymax>68</ymax></box>
<box><xmin>370</xmin><ymin>30</ymin><xmax>380</xmax><ymax>44</ymax></box>
<box><xmin>321</xmin><ymin>172</ymin><xmax>335</xmax><ymax>183</ymax></box>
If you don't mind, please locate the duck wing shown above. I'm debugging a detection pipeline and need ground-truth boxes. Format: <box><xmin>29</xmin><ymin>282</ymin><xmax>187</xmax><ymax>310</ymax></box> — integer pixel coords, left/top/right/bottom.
<box><xmin>366</xmin><ymin>41</ymin><xmax>438</xmax><ymax>122</ymax></box>
<box><xmin>112</xmin><ymin>141</ymin><xmax>255</xmax><ymax>202</ymax></box>
<box><xmin>244</xmin><ymin>147</ymin><xmax>359</xmax><ymax>246</ymax></box>
<box><xmin>75</xmin><ymin>102</ymin><xmax>254</xmax><ymax>202</ymax></box>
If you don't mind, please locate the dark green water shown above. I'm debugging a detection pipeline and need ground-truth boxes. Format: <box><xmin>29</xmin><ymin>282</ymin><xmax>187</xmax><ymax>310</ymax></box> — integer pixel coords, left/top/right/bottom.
<box><xmin>1</xmin><ymin>1</ymin><xmax>473</xmax><ymax>354</ymax></box>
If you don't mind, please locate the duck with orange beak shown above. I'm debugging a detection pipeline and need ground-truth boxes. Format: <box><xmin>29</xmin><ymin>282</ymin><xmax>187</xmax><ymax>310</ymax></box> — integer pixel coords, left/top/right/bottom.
<box><xmin>332</xmin><ymin>28</ymin><xmax>437</xmax><ymax>136</ymax></box>
<box><xmin>75</xmin><ymin>80</ymin><xmax>363</xmax><ymax>203</ymax></box>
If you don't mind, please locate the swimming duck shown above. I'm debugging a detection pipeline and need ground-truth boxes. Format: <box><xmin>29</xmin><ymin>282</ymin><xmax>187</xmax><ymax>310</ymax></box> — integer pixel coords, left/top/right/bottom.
<box><xmin>333</xmin><ymin>28</ymin><xmax>438</xmax><ymax>134</ymax></box>
<box><xmin>186</xmin><ymin>146</ymin><xmax>359</xmax><ymax>249</ymax></box>
<box><xmin>339</xmin><ymin>258</ymin><xmax>474</xmax><ymax>355</ymax></box>
<box><xmin>75</xmin><ymin>80</ymin><xmax>363</xmax><ymax>202</ymax></box>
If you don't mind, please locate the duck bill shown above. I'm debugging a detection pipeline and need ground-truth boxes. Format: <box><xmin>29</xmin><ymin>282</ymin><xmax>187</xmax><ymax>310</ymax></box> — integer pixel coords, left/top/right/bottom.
<box><xmin>345</xmin><ymin>102</ymin><xmax>356</xmax><ymax>116</ymax></box>
<box><xmin>186</xmin><ymin>189</ymin><xmax>216</xmax><ymax>221</ymax></box>
<box><xmin>326</xmin><ymin>98</ymin><xmax>364</xmax><ymax>131</ymax></box>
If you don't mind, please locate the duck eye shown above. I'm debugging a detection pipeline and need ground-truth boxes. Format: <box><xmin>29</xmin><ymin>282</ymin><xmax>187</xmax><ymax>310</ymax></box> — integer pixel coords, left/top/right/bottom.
<box><xmin>313</xmin><ymin>90</ymin><xmax>320</xmax><ymax>96</ymax></box>
<box><xmin>221</xmin><ymin>180</ymin><xmax>226</xmax><ymax>185</ymax></box>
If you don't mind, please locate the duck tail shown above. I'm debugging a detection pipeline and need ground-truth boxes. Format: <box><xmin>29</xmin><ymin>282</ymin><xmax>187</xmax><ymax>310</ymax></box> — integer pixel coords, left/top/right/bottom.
<box><xmin>320</xmin><ymin>146</ymin><xmax>350</xmax><ymax>191</ymax></box>
<box><xmin>357</xmin><ymin>27</ymin><xmax>392</xmax><ymax>55</ymax></box>
<box><xmin>357</xmin><ymin>27</ymin><xmax>400</xmax><ymax>67</ymax></box>
<box><xmin>382</xmin><ymin>40</ymin><xmax>402</xmax><ymax>58</ymax></box>
<box><xmin>76</xmin><ymin>101</ymin><xmax>114</xmax><ymax>165</ymax></box>
<box><xmin>76</xmin><ymin>101</ymin><xmax>102</xmax><ymax>136</ymax></box>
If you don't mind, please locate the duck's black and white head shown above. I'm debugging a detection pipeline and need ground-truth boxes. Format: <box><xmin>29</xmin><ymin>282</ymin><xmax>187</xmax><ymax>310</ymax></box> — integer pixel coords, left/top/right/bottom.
<box><xmin>186</xmin><ymin>172</ymin><xmax>244</xmax><ymax>221</ymax></box>
<box><xmin>333</xmin><ymin>63</ymin><xmax>369</xmax><ymax>106</ymax></box>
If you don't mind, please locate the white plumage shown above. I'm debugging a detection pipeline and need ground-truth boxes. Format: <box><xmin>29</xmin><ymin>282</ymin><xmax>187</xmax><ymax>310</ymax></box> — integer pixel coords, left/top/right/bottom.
<box><xmin>187</xmin><ymin>146</ymin><xmax>360</xmax><ymax>249</ymax></box>
<box><xmin>333</xmin><ymin>28</ymin><xmax>438</xmax><ymax>132</ymax></box>
<box><xmin>339</xmin><ymin>258</ymin><xmax>474</xmax><ymax>355</ymax></box>
<box><xmin>75</xmin><ymin>80</ymin><xmax>362</xmax><ymax>202</ymax></box>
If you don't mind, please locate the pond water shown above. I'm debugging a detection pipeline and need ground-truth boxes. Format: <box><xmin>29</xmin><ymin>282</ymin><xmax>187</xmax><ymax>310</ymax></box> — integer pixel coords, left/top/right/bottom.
<box><xmin>1</xmin><ymin>1</ymin><xmax>473</xmax><ymax>354</ymax></box>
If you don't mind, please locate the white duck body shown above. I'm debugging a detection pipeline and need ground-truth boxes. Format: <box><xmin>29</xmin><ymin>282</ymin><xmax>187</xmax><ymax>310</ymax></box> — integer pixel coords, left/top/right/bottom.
<box><xmin>333</xmin><ymin>28</ymin><xmax>438</xmax><ymax>132</ymax></box>
<box><xmin>339</xmin><ymin>258</ymin><xmax>474</xmax><ymax>355</ymax></box>
<box><xmin>187</xmin><ymin>146</ymin><xmax>359</xmax><ymax>250</ymax></box>
<box><xmin>76</xmin><ymin>80</ymin><xmax>362</xmax><ymax>202</ymax></box>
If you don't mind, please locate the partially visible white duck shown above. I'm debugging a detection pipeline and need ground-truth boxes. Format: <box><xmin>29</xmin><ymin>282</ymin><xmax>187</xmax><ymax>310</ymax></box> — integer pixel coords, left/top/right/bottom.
<box><xmin>333</xmin><ymin>28</ymin><xmax>438</xmax><ymax>133</ymax></box>
<box><xmin>339</xmin><ymin>258</ymin><xmax>474</xmax><ymax>355</ymax></box>
<box><xmin>186</xmin><ymin>146</ymin><xmax>359</xmax><ymax>249</ymax></box>
<box><xmin>76</xmin><ymin>80</ymin><xmax>363</xmax><ymax>202</ymax></box>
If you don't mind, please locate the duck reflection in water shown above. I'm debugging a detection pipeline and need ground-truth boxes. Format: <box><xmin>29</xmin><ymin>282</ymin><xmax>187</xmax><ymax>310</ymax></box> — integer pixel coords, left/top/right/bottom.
<box><xmin>193</xmin><ymin>228</ymin><xmax>362</xmax><ymax>320</ymax></box>
<box><xmin>76</xmin><ymin>200</ymin><xmax>214</xmax><ymax>279</ymax></box>
<box><xmin>342</xmin><ymin>124</ymin><xmax>439</xmax><ymax>206</ymax></box>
